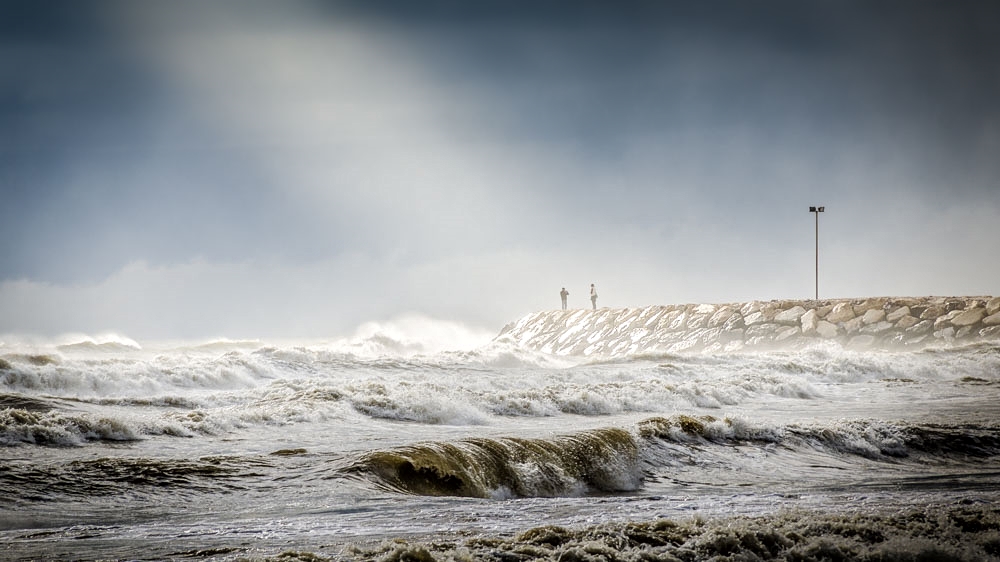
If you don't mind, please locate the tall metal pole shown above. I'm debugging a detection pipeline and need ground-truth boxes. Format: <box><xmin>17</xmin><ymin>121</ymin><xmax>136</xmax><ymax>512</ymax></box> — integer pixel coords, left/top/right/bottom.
<box><xmin>809</xmin><ymin>206</ymin><xmax>824</xmax><ymax>300</ymax></box>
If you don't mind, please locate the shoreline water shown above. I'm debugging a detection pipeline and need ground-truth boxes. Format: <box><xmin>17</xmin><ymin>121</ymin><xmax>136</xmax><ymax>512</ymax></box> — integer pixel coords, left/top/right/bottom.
<box><xmin>2</xmin><ymin>298</ymin><xmax>999</xmax><ymax>561</ymax></box>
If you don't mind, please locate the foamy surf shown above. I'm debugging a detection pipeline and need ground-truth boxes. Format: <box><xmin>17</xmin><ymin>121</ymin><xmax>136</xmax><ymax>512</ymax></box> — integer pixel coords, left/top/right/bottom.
<box><xmin>2</xmin><ymin>308</ymin><xmax>999</xmax><ymax>561</ymax></box>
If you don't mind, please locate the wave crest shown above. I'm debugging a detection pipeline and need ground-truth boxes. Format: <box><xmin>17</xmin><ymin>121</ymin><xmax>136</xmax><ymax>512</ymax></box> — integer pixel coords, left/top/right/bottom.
<box><xmin>350</xmin><ymin>428</ymin><xmax>642</xmax><ymax>498</ymax></box>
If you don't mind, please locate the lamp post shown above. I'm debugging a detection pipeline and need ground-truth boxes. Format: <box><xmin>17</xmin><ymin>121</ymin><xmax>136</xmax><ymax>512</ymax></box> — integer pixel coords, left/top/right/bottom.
<box><xmin>809</xmin><ymin>206</ymin><xmax>825</xmax><ymax>300</ymax></box>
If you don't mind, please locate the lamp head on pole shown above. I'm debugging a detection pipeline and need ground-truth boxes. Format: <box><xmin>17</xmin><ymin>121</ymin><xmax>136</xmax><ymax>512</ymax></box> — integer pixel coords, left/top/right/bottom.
<box><xmin>809</xmin><ymin>206</ymin><xmax>825</xmax><ymax>213</ymax></box>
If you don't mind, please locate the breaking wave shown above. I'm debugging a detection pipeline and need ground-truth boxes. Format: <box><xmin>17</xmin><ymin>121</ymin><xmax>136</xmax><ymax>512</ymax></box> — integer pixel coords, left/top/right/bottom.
<box><xmin>350</xmin><ymin>428</ymin><xmax>642</xmax><ymax>498</ymax></box>
<box><xmin>349</xmin><ymin>503</ymin><xmax>1000</xmax><ymax>562</ymax></box>
<box><xmin>350</xmin><ymin>416</ymin><xmax>1000</xmax><ymax>499</ymax></box>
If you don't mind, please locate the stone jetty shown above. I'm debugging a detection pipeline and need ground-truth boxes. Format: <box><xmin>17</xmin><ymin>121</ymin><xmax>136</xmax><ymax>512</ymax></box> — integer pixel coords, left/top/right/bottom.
<box><xmin>497</xmin><ymin>296</ymin><xmax>1000</xmax><ymax>356</ymax></box>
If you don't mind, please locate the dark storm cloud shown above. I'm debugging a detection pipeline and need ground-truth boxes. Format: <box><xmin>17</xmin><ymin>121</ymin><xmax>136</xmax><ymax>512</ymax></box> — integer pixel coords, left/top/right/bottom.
<box><xmin>1</xmin><ymin>1</ymin><xmax>998</xmax><ymax>338</ymax></box>
<box><xmin>0</xmin><ymin>1</ymin><xmax>341</xmax><ymax>282</ymax></box>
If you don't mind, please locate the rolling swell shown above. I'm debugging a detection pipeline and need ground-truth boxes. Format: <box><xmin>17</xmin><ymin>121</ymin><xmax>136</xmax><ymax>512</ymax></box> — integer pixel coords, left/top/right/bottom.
<box><xmin>350</xmin><ymin>428</ymin><xmax>642</xmax><ymax>498</ymax></box>
<box><xmin>639</xmin><ymin>415</ymin><xmax>1000</xmax><ymax>460</ymax></box>
<box><xmin>0</xmin><ymin>456</ymin><xmax>255</xmax><ymax>501</ymax></box>
<box><xmin>353</xmin><ymin>416</ymin><xmax>1000</xmax><ymax>498</ymax></box>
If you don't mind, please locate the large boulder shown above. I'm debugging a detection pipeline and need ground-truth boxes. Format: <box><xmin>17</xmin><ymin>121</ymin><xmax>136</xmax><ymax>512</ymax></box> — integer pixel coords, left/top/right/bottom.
<box><xmin>920</xmin><ymin>305</ymin><xmax>947</xmax><ymax>320</ymax></box>
<box><xmin>861</xmin><ymin>321</ymin><xmax>894</xmax><ymax>335</ymax></box>
<box><xmin>853</xmin><ymin>298</ymin><xmax>888</xmax><ymax>316</ymax></box>
<box><xmin>895</xmin><ymin>315</ymin><xmax>919</xmax><ymax>330</ymax></box>
<box><xmin>843</xmin><ymin>316</ymin><xmax>865</xmax><ymax>334</ymax></box>
<box><xmin>826</xmin><ymin>302</ymin><xmax>856</xmax><ymax>324</ymax></box>
<box><xmin>988</xmin><ymin>297</ymin><xmax>1000</xmax><ymax>316</ymax></box>
<box><xmin>708</xmin><ymin>307</ymin><xmax>735</xmax><ymax>328</ymax></box>
<box><xmin>800</xmin><ymin>309</ymin><xmax>819</xmax><ymax>334</ymax></box>
<box><xmin>905</xmin><ymin>320</ymin><xmax>934</xmax><ymax>335</ymax></box>
<box><xmin>743</xmin><ymin>311</ymin><xmax>766</xmax><ymax>326</ymax></box>
<box><xmin>862</xmin><ymin>309</ymin><xmax>886</xmax><ymax>325</ymax></box>
<box><xmin>984</xmin><ymin>312</ymin><xmax>1000</xmax><ymax>327</ymax></box>
<box><xmin>815</xmin><ymin>321</ymin><xmax>839</xmax><ymax>338</ymax></box>
<box><xmin>951</xmin><ymin>308</ymin><xmax>986</xmax><ymax>327</ymax></box>
<box><xmin>774</xmin><ymin>306</ymin><xmax>807</xmax><ymax>325</ymax></box>
<box><xmin>886</xmin><ymin>306</ymin><xmax>910</xmax><ymax>323</ymax></box>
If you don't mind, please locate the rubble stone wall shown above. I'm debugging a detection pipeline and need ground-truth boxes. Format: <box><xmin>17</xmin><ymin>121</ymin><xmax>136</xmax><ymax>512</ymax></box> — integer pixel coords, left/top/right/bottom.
<box><xmin>497</xmin><ymin>296</ymin><xmax>1000</xmax><ymax>356</ymax></box>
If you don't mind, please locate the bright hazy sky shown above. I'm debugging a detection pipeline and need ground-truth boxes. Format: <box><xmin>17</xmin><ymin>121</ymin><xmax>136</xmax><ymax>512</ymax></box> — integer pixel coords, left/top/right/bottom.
<box><xmin>2</xmin><ymin>1</ymin><xmax>998</xmax><ymax>340</ymax></box>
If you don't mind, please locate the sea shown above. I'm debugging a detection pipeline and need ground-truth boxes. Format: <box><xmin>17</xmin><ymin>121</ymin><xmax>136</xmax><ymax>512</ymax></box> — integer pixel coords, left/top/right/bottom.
<box><xmin>2</xmin><ymin>315</ymin><xmax>999</xmax><ymax>561</ymax></box>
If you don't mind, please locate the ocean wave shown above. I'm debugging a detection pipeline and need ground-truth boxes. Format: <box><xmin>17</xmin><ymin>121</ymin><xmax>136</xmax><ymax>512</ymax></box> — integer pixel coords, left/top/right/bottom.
<box><xmin>349</xmin><ymin>428</ymin><xmax>642</xmax><ymax>499</ymax></box>
<box><xmin>0</xmin><ymin>408</ymin><xmax>141</xmax><ymax>446</ymax></box>
<box><xmin>347</xmin><ymin>503</ymin><xmax>1000</xmax><ymax>562</ymax></box>
<box><xmin>0</xmin><ymin>456</ymin><xmax>253</xmax><ymax>500</ymax></box>
<box><xmin>348</xmin><ymin>416</ymin><xmax>1000</xmax><ymax>499</ymax></box>
<box><xmin>638</xmin><ymin>414</ymin><xmax>1000</xmax><ymax>460</ymax></box>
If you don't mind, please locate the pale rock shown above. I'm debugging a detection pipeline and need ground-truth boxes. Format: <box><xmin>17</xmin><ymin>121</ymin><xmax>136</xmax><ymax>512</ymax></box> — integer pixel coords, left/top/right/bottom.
<box><xmin>934</xmin><ymin>310</ymin><xmax>964</xmax><ymax>330</ymax></box>
<box><xmin>843</xmin><ymin>316</ymin><xmax>865</xmax><ymax>334</ymax></box>
<box><xmin>853</xmin><ymin>298</ymin><xmax>887</xmax><ymax>316</ymax></box>
<box><xmin>981</xmin><ymin>325</ymin><xmax>1000</xmax><ymax>339</ymax></box>
<box><xmin>862</xmin><ymin>309</ymin><xmax>886</xmax><ymax>325</ymax></box>
<box><xmin>719</xmin><ymin>328</ymin><xmax>745</xmax><ymax>343</ymax></box>
<box><xmin>944</xmin><ymin>299</ymin><xmax>966</xmax><ymax>312</ymax></box>
<box><xmin>745</xmin><ymin>324</ymin><xmax>778</xmax><ymax>339</ymax></box>
<box><xmin>886</xmin><ymin>306</ymin><xmax>910</xmax><ymax>323</ymax></box>
<box><xmin>920</xmin><ymin>305</ymin><xmax>946</xmax><ymax>320</ymax></box>
<box><xmin>743</xmin><ymin>312</ymin><xmax>766</xmax><ymax>326</ymax></box>
<box><xmin>956</xmin><ymin>326</ymin><xmax>975</xmax><ymax>339</ymax></box>
<box><xmin>905</xmin><ymin>320</ymin><xmax>934</xmax><ymax>335</ymax></box>
<box><xmin>643</xmin><ymin>309</ymin><xmax>666</xmax><ymax>327</ymax></box>
<box><xmin>687</xmin><ymin>314</ymin><xmax>710</xmax><ymax>330</ymax></box>
<box><xmin>861</xmin><ymin>321</ymin><xmax>894</xmax><ymax>335</ymax></box>
<box><xmin>694</xmin><ymin>304</ymin><xmax>716</xmax><ymax>315</ymax></box>
<box><xmin>723</xmin><ymin>313</ymin><xmax>746</xmax><ymax>331</ymax></box>
<box><xmin>951</xmin><ymin>308</ymin><xmax>985</xmax><ymax>327</ymax></box>
<box><xmin>775</xmin><ymin>326</ymin><xmax>800</xmax><ymax>341</ymax></box>
<box><xmin>774</xmin><ymin>306</ymin><xmax>807</xmax><ymax>325</ymax></box>
<box><xmin>815</xmin><ymin>321</ymin><xmax>839</xmax><ymax>339</ymax></box>
<box><xmin>699</xmin><ymin>327</ymin><xmax>723</xmax><ymax>344</ymax></box>
<box><xmin>826</xmin><ymin>303</ymin><xmax>856</xmax><ymax>324</ymax></box>
<box><xmin>669</xmin><ymin>312</ymin><xmax>687</xmax><ymax>331</ymax></box>
<box><xmin>709</xmin><ymin>307</ymin><xmax>735</xmax><ymax>328</ymax></box>
<box><xmin>987</xmin><ymin>297</ymin><xmax>1000</xmax><ymax>316</ymax></box>
<box><xmin>815</xmin><ymin>304</ymin><xmax>835</xmax><ymax>318</ymax></box>
<box><xmin>933</xmin><ymin>327</ymin><xmax>955</xmax><ymax>340</ymax></box>
<box><xmin>800</xmin><ymin>309</ymin><xmax>819</xmax><ymax>334</ymax></box>
<box><xmin>661</xmin><ymin>310</ymin><xmax>683</xmax><ymax>330</ymax></box>
<box><xmin>758</xmin><ymin>302</ymin><xmax>782</xmax><ymax>322</ymax></box>
<box><xmin>895</xmin><ymin>315</ymin><xmax>919</xmax><ymax>330</ymax></box>
<box><xmin>740</xmin><ymin>301</ymin><xmax>762</xmax><ymax>316</ymax></box>
<box><xmin>983</xmin><ymin>312</ymin><xmax>1000</xmax><ymax>327</ymax></box>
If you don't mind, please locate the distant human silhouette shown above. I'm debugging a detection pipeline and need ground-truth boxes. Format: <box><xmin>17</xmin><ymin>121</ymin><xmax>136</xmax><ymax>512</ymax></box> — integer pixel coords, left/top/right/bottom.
<box><xmin>590</xmin><ymin>283</ymin><xmax>598</xmax><ymax>310</ymax></box>
<box><xmin>560</xmin><ymin>287</ymin><xmax>569</xmax><ymax>310</ymax></box>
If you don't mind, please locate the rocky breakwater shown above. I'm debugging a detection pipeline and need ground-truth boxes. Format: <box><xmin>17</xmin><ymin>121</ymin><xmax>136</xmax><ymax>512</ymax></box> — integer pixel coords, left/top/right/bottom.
<box><xmin>498</xmin><ymin>296</ymin><xmax>1000</xmax><ymax>356</ymax></box>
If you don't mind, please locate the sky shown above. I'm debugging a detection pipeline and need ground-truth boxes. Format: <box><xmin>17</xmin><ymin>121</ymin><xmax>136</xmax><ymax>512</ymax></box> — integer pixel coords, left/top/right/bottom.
<box><xmin>1</xmin><ymin>0</ymin><xmax>998</xmax><ymax>341</ymax></box>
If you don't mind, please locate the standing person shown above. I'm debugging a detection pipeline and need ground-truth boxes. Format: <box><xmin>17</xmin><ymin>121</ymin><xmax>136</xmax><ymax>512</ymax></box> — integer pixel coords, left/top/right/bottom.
<box><xmin>590</xmin><ymin>283</ymin><xmax>598</xmax><ymax>310</ymax></box>
<box><xmin>560</xmin><ymin>287</ymin><xmax>569</xmax><ymax>310</ymax></box>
